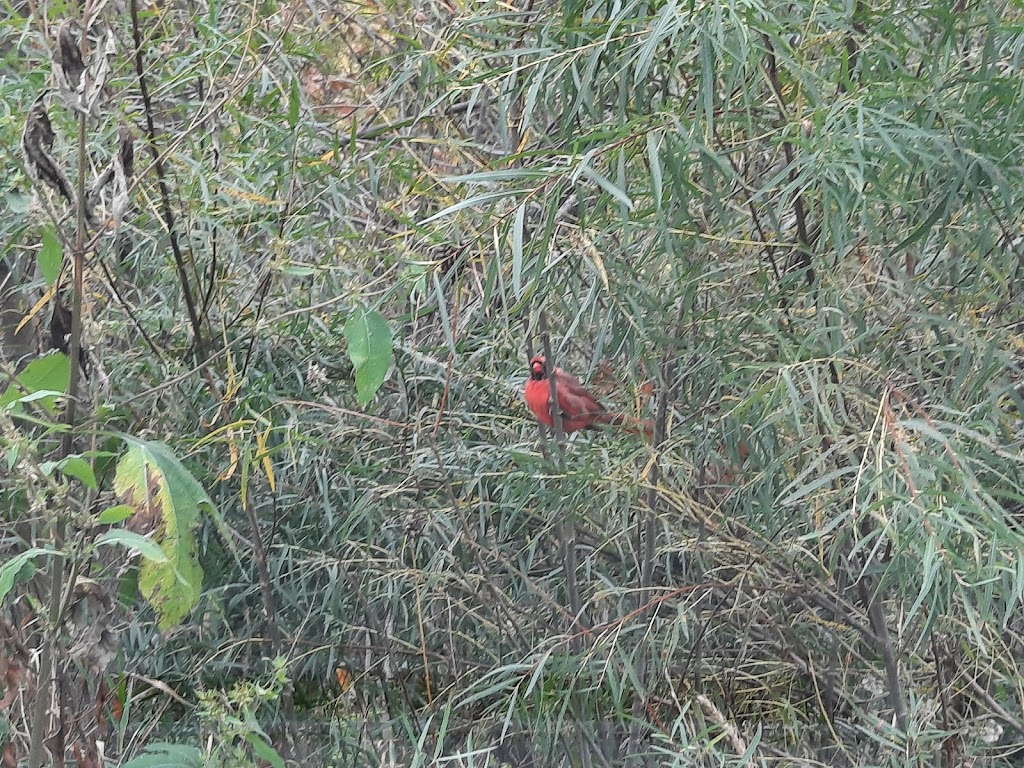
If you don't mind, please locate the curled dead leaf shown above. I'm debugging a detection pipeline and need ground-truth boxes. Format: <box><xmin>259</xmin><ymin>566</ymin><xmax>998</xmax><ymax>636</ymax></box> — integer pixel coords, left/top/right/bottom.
<box><xmin>21</xmin><ymin>97</ymin><xmax>76</xmax><ymax>208</ymax></box>
<box><xmin>55</xmin><ymin>22</ymin><xmax>85</xmax><ymax>91</ymax></box>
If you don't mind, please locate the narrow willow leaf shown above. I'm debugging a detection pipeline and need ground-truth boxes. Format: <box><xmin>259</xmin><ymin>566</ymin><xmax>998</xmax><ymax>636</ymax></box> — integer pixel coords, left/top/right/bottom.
<box><xmin>579</xmin><ymin>164</ymin><xmax>633</xmax><ymax>210</ymax></box>
<box><xmin>39</xmin><ymin>226</ymin><xmax>63</xmax><ymax>286</ymax></box>
<box><xmin>344</xmin><ymin>308</ymin><xmax>394</xmax><ymax>406</ymax></box>
<box><xmin>699</xmin><ymin>36</ymin><xmax>714</xmax><ymax>135</ymax></box>
<box><xmin>431</xmin><ymin>273</ymin><xmax>457</xmax><ymax>356</ymax></box>
<box><xmin>646</xmin><ymin>132</ymin><xmax>663</xmax><ymax>210</ymax></box>
<box><xmin>420</xmin><ymin>189</ymin><xmax>527</xmax><ymax>224</ymax></box>
<box><xmin>512</xmin><ymin>204</ymin><xmax>526</xmax><ymax>299</ymax></box>
<box><xmin>634</xmin><ymin>0</ymin><xmax>679</xmax><ymax>84</ymax></box>
<box><xmin>440</xmin><ymin>169</ymin><xmax>549</xmax><ymax>184</ymax></box>
<box><xmin>890</xmin><ymin>185</ymin><xmax>957</xmax><ymax>255</ymax></box>
<box><xmin>288</xmin><ymin>78</ymin><xmax>301</xmax><ymax>129</ymax></box>
<box><xmin>522</xmin><ymin>62</ymin><xmax>548</xmax><ymax>128</ymax></box>
<box><xmin>113</xmin><ymin>436</ymin><xmax>213</xmax><ymax>631</ymax></box>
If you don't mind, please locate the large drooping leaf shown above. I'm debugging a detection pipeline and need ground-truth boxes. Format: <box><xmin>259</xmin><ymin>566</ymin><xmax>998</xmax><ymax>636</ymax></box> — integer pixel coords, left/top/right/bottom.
<box><xmin>344</xmin><ymin>307</ymin><xmax>394</xmax><ymax>406</ymax></box>
<box><xmin>113</xmin><ymin>436</ymin><xmax>214</xmax><ymax>631</ymax></box>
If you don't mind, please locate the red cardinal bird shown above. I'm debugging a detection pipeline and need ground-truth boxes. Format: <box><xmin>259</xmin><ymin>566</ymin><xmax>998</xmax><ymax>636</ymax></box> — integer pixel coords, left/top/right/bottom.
<box><xmin>523</xmin><ymin>355</ymin><xmax>653</xmax><ymax>438</ymax></box>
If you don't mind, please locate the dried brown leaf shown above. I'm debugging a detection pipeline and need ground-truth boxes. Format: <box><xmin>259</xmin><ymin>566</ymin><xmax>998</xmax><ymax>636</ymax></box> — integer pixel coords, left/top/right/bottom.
<box><xmin>56</xmin><ymin>22</ymin><xmax>85</xmax><ymax>91</ymax></box>
<box><xmin>21</xmin><ymin>97</ymin><xmax>76</xmax><ymax>208</ymax></box>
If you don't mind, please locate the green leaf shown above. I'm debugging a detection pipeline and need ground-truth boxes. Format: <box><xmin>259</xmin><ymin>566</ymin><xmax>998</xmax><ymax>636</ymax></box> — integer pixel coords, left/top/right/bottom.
<box><xmin>275</xmin><ymin>263</ymin><xmax>317</xmax><ymax>277</ymax></box>
<box><xmin>40</xmin><ymin>455</ymin><xmax>97</xmax><ymax>490</ymax></box>
<box><xmin>247</xmin><ymin>733</ymin><xmax>285</xmax><ymax>768</ymax></box>
<box><xmin>579</xmin><ymin>164</ymin><xmax>633</xmax><ymax>210</ymax></box>
<box><xmin>0</xmin><ymin>352</ymin><xmax>70</xmax><ymax>413</ymax></box>
<box><xmin>7</xmin><ymin>390</ymin><xmax>66</xmax><ymax>405</ymax></box>
<box><xmin>512</xmin><ymin>204</ymin><xmax>526</xmax><ymax>300</ymax></box>
<box><xmin>419</xmin><ymin>189</ymin><xmax>528</xmax><ymax>224</ymax></box>
<box><xmin>440</xmin><ymin>169</ymin><xmax>549</xmax><ymax>184</ymax></box>
<box><xmin>288</xmin><ymin>77</ymin><xmax>301</xmax><ymax>129</ymax></box>
<box><xmin>120</xmin><ymin>743</ymin><xmax>202</xmax><ymax>768</ymax></box>
<box><xmin>889</xmin><ymin>185</ymin><xmax>958</xmax><ymax>255</ymax></box>
<box><xmin>98</xmin><ymin>504</ymin><xmax>135</xmax><ymax>524</ymax></box>
<box><xmin>113</xmin><ymin>436</ymin><xmax>214</xmax><ymax>630</ymax></box>
<box><xmin>431</xmin><ymin>273</ymin><xmax>456</xmax><ymax>356</ymax></box>
<box><xmin>5</xmin><ymin>445</ymin><xmax>18</xmax><ymax>471</ymax></box>
<box><xmin>0</xmin><ymin>548</ymin><xmax>57</xmax><ymax>604</ymax></box>
<box><xmin>5</xmin><ymin>190</ymin><xmax>32</xmax><ymax>214</ymax></box>
<box><xmin>344</xmin><ymin>308</ymin><xmax>394</xmax><ymax>406</ymax></box>
<box><xmin>646</xmin><ymin>132</ymin><xmax>663</xmax><ymax>210</ymax></box>
<box><xmin>39</xmin><ymin>227</ymin><xmax>63</xmax><ymax>287</ymax></box>
<box><xmin>95</xmin><ymin>529</ymin><xmax>169</xmax><ymax>563</ymax></box>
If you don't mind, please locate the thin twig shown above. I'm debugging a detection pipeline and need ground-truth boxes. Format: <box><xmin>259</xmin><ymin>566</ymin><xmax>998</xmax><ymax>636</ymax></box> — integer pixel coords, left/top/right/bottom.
<box><xmin>538</xmin><ymin>312</ymin><xmax>589</xmax><ymax>645</ymax></box>
<box><xmin>129</xmin><ymin>0</ymin><xmax>206</xmax><ymax>360</ymax></box>
<box><xmin>28</xmin><ymin>7</ymin><xmax>95</xmax><ymax>764</ymax></box>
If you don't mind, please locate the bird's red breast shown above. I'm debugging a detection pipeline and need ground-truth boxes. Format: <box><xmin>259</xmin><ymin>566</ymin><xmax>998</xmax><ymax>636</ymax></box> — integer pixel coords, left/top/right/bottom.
<box><xmin>524</xmin><ymin>355</ymin><xmax>622</xmax><ymax>433</ymax></box>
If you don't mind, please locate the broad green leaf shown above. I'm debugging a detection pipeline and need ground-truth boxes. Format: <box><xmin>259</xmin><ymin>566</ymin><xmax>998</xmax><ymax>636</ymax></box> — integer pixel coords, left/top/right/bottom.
<box><xmin>40</xmin><ymin>455</ymin><xmax>97</xmax><ymax>490</ymax></box>
<box><xmin>344</xmin><ymin>308</ymin><xmax>394</xmax><ymax>406</ymax></box>
<box><xmin>0</xmin><ymin>548</ymin><xmax>56</xmax><ymax>604</ymax></box>
<box><xmin>0</xmin><ymin>352</ymin><xmax>69</xmax><ymax>413</ymax></box>
<box><xmin>98</xmin><ymin>504</ymin><xmax>135</xmax><ymax>524</ymax></box>
<box><xmin>120</xmin><ymin>743</ymin><xmax>202</xmax><ymax>768</ymax></box>
<box><xmin>113</xmin><ymin>436</ymin><xmax>214</xmax><ymax>630</ymax></box>
<box><xmin>39</xmin><ymin>227</ymin><xmax>63</xmax><ymax>286</ymax></box>
<box><xmin>95</xmin><ymin>529</ymin><xmax>169</xmax><ymax>563</ymax></box>
<box><xmin>58</xmin><ymin>455</ymin><xmax>97</xmax><ymax>489</ymax></box>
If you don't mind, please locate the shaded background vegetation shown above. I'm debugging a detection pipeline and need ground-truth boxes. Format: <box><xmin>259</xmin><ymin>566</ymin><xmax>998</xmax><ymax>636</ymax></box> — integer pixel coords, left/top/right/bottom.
<box><xmin>3</xmin><ymin>0</ymin><xmax>1024</xmax><ymax>765</ymax></box>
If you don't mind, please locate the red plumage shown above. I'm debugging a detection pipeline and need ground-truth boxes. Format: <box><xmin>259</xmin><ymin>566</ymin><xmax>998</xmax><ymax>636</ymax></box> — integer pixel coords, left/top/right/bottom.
<box><xmin>523</xmin><ymin>355</ymin><xmax>652</xmax><ymax>438</ymax></box>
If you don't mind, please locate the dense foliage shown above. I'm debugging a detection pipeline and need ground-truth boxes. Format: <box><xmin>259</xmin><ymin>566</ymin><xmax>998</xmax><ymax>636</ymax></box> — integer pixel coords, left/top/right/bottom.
<box><xmin>3</xmin><ymin>0</ymin><xmax>1024</xmax><ymax>765</ymax></box>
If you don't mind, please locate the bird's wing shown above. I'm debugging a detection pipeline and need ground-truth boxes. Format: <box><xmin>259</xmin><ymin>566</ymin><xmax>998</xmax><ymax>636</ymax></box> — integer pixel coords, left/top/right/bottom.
<box><xmin>553</xmin><ymin>369</ymin><xmax>607</xmax><ymax>418</ymax></box>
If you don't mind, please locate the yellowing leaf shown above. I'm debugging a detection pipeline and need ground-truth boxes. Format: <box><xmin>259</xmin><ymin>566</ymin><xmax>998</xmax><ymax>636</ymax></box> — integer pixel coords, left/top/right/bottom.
<box><xmin>15</xmin><ymin>280</ymin><xmax>58</xmax><ymax>335</ymax></box>
<box><xmin>255</xmin><ymin>425</ymin><xmax>275</xmax><ymax>492</ymax></box>
<box><xmin>221</xmin><ymin>186</ymin><xmax>283</xmax><ymax>206</ymax></box>
<box><xmin>219</xmin><ymin>427</ymin><xmax>240</xmax><ymax>482</ymax></box>
<box><xmin>113</xmin><ymin>436</ymin><xmax>214</xmax><ymax>631</ymax></box>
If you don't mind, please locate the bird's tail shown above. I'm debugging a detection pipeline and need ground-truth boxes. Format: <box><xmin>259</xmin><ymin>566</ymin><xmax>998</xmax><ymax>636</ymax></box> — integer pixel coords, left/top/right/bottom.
<box><xmin>597</xmin><ymin>412</ymin><xmax>655</xmax><ymax>440</ymax></box>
